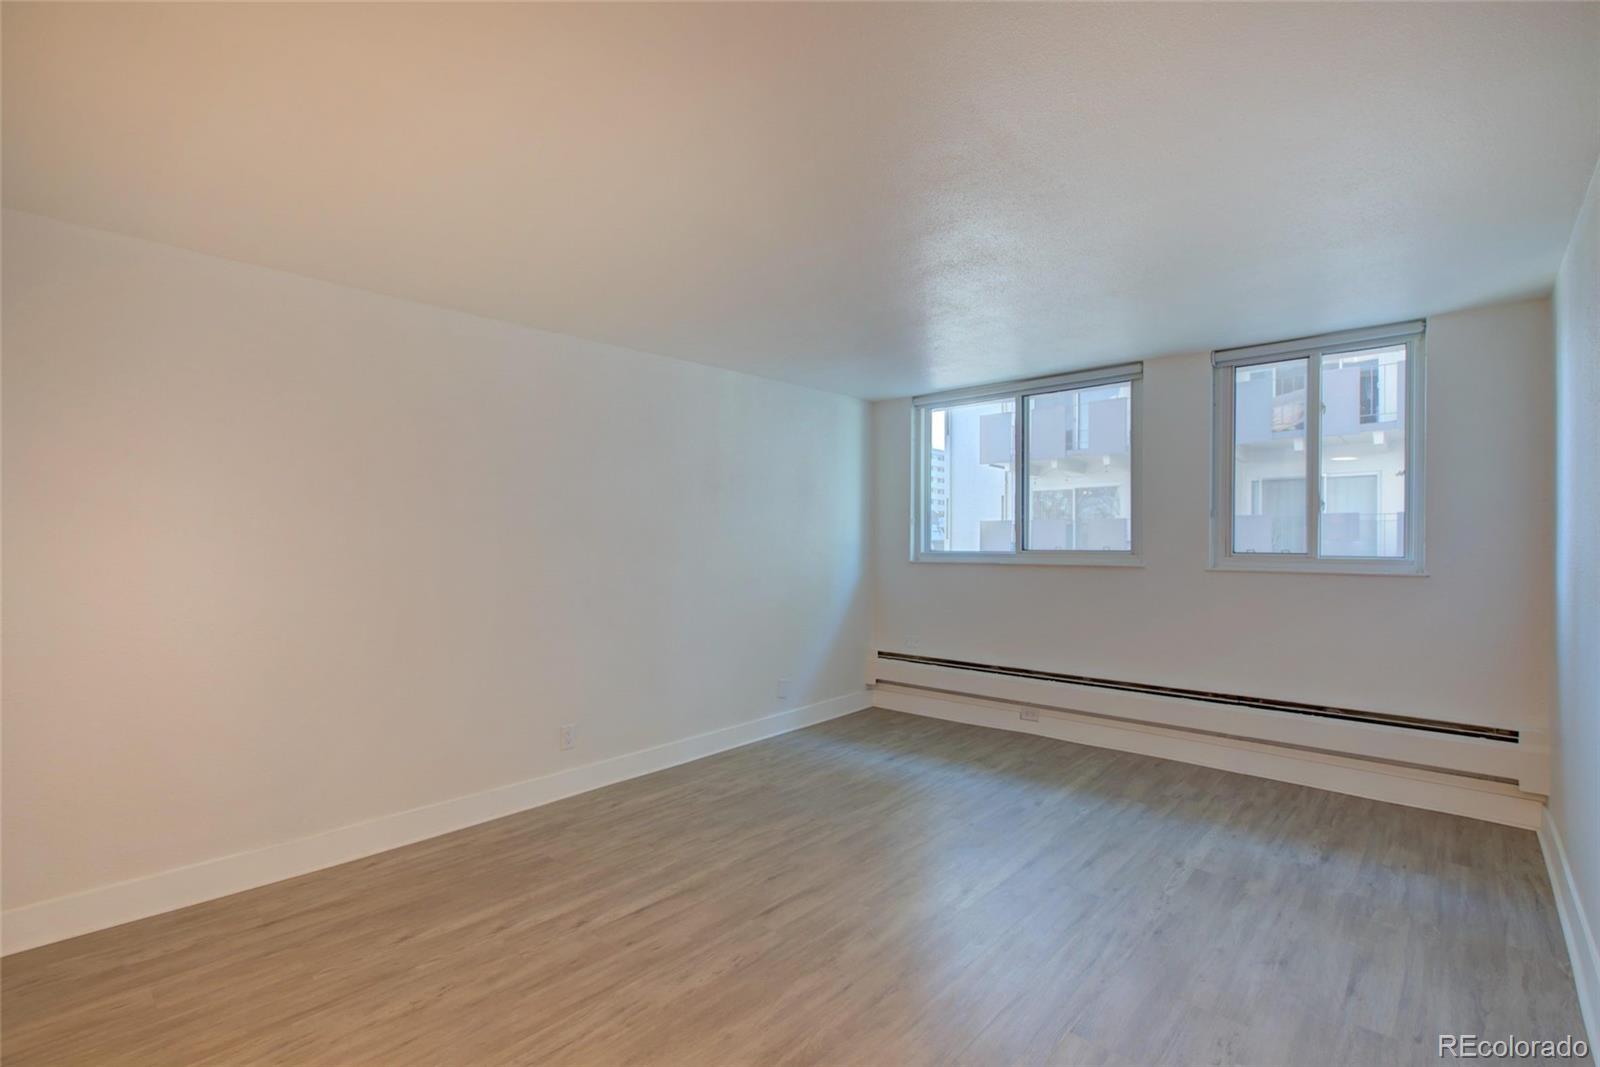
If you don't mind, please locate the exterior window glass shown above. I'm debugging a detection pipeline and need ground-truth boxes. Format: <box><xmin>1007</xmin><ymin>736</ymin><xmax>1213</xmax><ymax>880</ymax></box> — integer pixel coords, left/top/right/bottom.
<box><xmin>923</xmin><ymin>399</ymin><xmax>1014</xmax><ymax>553</ymax></box>
<box><xmin>1320</xmin><ymin>345</ymin><xmax>1407</xmax><ymax>558</ymax></box>
<box><xmin>1232</xmin><ymin>359</ymin><xmax>1308</xmax><ymax>554</ymax></box>
<box><xmin>1025</xmin><ymin>383</ymin><xmax>1132</xmax><ymax>551</ymax></box>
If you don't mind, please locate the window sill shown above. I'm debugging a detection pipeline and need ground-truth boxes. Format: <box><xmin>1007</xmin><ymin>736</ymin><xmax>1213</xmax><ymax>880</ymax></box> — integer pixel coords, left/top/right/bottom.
<box><xmin>912</xmin><ymin>552</ymin><xmax>1145</xmax><ymax>568</ymax></box>
<box><xmin>1207</xmin><ymin>556</ymin><xmax>1426</xmax><ymax>577</ymax></box>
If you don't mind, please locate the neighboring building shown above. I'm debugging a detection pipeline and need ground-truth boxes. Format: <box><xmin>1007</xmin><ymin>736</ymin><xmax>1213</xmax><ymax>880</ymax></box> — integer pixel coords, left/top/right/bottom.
<box><xmin>1232</xmin><ymin>345</ymin><xmax>1407</xmax><ymax>557</ymax></box>
<box><xmin>936</xmin><ymin>400</ymin><xmax>1014</xmax><ymax>552</ymax></box>
<box><xmin>1020</xmin><ymin>384</ymin><xmax>1132</xmax><ymax>551</ymax></box>
<box><xmin>931</xmin><ymin>385</ymin><xmax>1132</xmax><ymax>554</ymax></box>
<box><xmin>927</xmin><ymin>446</ymin><xmax>948</xmax><ymax>551</ymax></box>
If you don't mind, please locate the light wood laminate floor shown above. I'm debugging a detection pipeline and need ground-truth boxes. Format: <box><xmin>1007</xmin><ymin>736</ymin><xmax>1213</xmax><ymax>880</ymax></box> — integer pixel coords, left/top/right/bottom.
<box><xmin>2</xmin><ymin>709</ymin><xmax>1586</xmax><ymax>1066</ymax></box>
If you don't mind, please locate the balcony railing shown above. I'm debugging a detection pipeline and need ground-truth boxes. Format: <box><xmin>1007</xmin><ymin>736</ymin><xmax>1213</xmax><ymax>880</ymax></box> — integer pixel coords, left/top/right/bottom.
<box><xmin>1234</xmin><ymin>512</ymin><xmax>1404</xmax><ymax>557</ymax></box>
<box><xmin>1321</xmin><ymin>511</ymin><xmax>1405</xmax><ymax>557</ymax></box>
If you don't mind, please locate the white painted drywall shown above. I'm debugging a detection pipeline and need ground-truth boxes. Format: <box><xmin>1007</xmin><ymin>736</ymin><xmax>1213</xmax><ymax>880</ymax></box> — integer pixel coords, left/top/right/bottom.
<box><xmin>1552</xmin><ymin>158</ymin><xmax>1600</xmax><ymax>989</ymax></box>
<box><xmin>872</xmin><ymin>297</ymin><xmax>1555</xmax><ymax>738</ymax></box>
<box><xmin>1</xmin><ymin>210</ymin><xmax>869</xmax><ymax>911</ymax></box>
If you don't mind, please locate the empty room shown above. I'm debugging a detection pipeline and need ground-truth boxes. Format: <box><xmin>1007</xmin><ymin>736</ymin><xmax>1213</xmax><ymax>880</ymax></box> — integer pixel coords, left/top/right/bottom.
<box><xmin>2</xmin><ymin>3</ymin><xmax>1598</xmax><ymax>1065</ymax></box>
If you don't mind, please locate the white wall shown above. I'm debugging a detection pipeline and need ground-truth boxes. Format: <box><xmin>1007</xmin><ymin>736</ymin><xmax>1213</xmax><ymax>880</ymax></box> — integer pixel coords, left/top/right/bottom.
<box><xmin>873</xmin><ymin>297</ymin><xmax>1555</xmax><ymax>738</ymax></box>
<box><xmin>1551</xmin><ymin>158</ymin><xmax>1600</xmax><ymax>1013</ymax></box>
<box><xmin>1</xmin><ymin>210</ymin><xmax>869</xmax><ymax>912</ymax></box>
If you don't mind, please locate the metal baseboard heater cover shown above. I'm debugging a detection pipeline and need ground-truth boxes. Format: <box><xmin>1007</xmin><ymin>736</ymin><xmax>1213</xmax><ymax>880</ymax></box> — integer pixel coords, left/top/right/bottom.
<box><xmin>876</xmin><ymin>652</ymin><xmax>1518</xmax><ymax>743</ymax></box>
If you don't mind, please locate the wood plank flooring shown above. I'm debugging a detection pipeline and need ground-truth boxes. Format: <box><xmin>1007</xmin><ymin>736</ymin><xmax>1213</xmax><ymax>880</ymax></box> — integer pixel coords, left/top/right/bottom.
<box><xmin>1</xmin><ymin>709</ymin><xmax>1586</xmax><ymax>1065</ymax></box>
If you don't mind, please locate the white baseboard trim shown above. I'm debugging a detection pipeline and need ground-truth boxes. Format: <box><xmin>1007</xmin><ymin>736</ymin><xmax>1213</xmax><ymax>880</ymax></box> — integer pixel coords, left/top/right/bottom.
<box><xmin>1540</xmin><ymin>810</ymin><xmax>1599</xmax><ymax>1050</ymax></box>
<box><xmin>873</xmin><ymin>685</ymin><xmax>1544</xmax><ymax>829</ymax></box>
<box><xmin>1</xmin><ymin>690</ymin><xmax>871</xmax><ymax>956</ymax></box>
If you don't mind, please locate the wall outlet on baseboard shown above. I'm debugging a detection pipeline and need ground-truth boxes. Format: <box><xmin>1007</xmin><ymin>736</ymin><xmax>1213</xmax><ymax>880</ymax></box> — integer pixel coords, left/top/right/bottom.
<box><xmin>560</xmin><ymin>724</ymin><xmax>576</xmax><ymax>751</ymax></box>
<box><xmin>777</xmin><ymin>678</ymin><xmax>792</xmax><ymax>701</ymax></box>
<box><xmin>1020</xmin><ymin>709</ymin><xmax>1040</xmax><ymax>722</ymax></box>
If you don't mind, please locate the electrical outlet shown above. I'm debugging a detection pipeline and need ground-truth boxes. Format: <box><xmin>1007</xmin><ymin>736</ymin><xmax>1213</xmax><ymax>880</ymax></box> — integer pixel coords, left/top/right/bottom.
<box><xmin>1020</xmin><ymin>709</ymin><xmax>1040</xmax><ymax>722</ymax></box>
<box><xmin>777</xmin><ymin>678</ymin><xmax>792</xmax><ymax>701</ymax></box>
<box><xmin>560</xmin><ymin>723</ymin><xmax>576</xmax><ymax>751</ymax></box>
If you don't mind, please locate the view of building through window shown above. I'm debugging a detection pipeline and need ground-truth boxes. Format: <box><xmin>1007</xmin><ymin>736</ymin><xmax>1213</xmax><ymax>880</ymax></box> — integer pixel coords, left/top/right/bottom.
<box><xmin>1233</xmin><ymin>358</ymin><xmax>1309</xmax><ymax>553</ymax></box>
<box><xmin>1025</xmin><ymin>384</ymin><xmax>1132</xmax><ymax>551</ymax></box>
<box><xmin>1320</xmin><ymin>345</ymin><xmax>1407</xmax><ymax>558</ymax></box>
<box><xmin>1231</xmin><ymin>344</ymin><xmax>1407</xmax><ymax>558</ymax></box>
<box><xmin>924</xmin><ymin>399</ymin><xmax>1014</xmax><ymax>552</ymax></box>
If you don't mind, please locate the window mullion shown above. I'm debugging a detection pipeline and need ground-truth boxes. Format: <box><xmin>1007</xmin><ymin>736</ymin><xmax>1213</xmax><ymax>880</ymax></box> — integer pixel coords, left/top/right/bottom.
<box><xmin>921</xmin><ymin>407</ymin><xmax>931</xmax><ymax>556</ymax></box>
<box><xmin>1220</xmin><ymin>367</ymin><xmax>1235</xmax><ymax>557</ymax></box>
<box><xmin>914</xmin><ymin>407</ymin><xmax>924</xmax><ymax>556</ymax></box>
<box><xmin>1013</xmin><ymin>390</ymin><xmax>1025</xmax><ymax>554</ymax></box>
<box><xmin>1231</xmin><ymin>371</ymin><xmax>1241</xmax><ymax>557</ymax></box>
<box><xmin>1128</xmin><ymin>380</ymin><xmax>1139</xmax><ymax>556</ymax></box>
<box><xmin>1305</xmin><ymin>351</ymin><xmax>1322</xmax><ymax>559</ymax></box>
<box><xmin>1404</xmin><ymin>335</ymin><xmax>1423</xmax><ymax>564</ymax></box>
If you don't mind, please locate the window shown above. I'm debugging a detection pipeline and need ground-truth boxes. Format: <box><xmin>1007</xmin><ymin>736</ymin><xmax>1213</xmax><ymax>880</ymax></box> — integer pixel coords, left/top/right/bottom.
<box><xmin>915</xmin><ymin>364</ymin><xmax>1140</xmax><ymax>564</ymax></box>
<box><xmin>1212</xmin><ymin>322</ymin><xmax>1425</xmax><ymax>573</ymax></box>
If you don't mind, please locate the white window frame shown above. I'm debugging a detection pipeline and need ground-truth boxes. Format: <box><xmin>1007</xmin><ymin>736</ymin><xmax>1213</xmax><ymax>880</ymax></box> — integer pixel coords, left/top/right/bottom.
<box><xmin>912</xmin><ymin>363</ymin><xmax>1143</xmax><ymax>567</ymax></box>
<box><xmin>1210</xmin><ymin>321</ymin><xmax>1427</xmax><ymax>576</ymax></box>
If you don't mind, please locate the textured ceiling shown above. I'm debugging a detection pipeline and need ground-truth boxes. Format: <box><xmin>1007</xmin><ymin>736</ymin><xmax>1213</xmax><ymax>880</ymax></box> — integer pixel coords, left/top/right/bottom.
<box><xmin>5</xmin><ymin>2</ymin><xmax>1598</xmax><ymax>398</ymax></box>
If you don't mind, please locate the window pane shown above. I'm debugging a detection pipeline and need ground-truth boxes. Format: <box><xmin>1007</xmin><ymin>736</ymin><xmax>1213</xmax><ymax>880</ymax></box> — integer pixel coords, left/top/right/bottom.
<box><xmin>1025</xmin><ymin>383</ymin><xmax>1132</xmax><ymax>551</ymax></box>
<box><xmin>925</xmin><ymin>398</ymin><xmax>1014</xmax><ymax>552</ymax></box>
<box><xmin>1320</xmin><ymin>345</ymin><xmax>1406</xmax><ymax>558</ymax></box>
<box><xmin>1232</xmin><ymin>359</ymin><xmax>1308</xmax><ymax>553</ymax></box>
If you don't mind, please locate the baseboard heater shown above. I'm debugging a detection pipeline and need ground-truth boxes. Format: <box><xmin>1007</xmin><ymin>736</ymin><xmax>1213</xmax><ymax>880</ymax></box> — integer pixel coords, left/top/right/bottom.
<box><xmin>875</xmin><ymin>651</ymin><xmax>1517</xmax><ymax>744</ymax></box>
